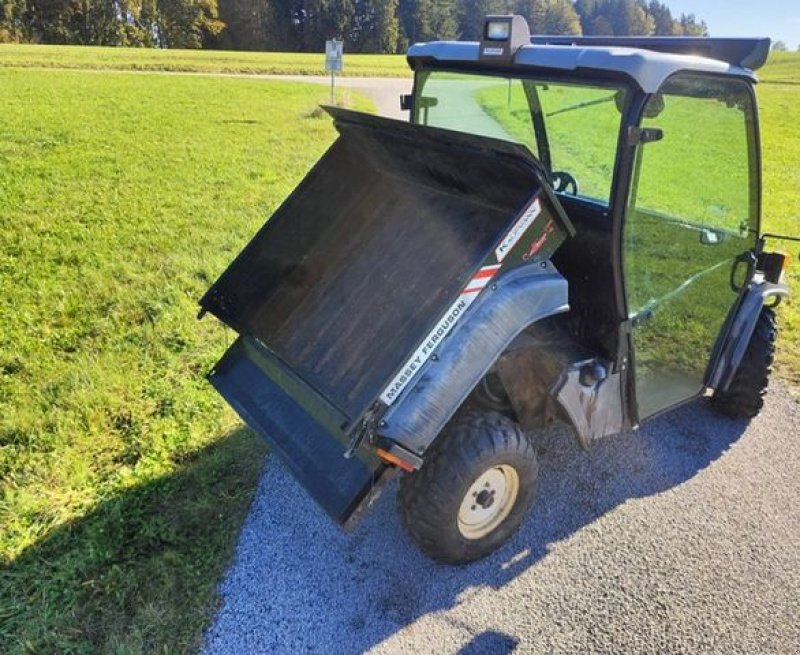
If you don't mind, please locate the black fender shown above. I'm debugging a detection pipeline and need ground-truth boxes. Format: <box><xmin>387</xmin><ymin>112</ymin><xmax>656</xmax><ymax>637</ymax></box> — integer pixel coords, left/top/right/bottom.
<box><xmin>379</xmin><ymin>262</ymin><xmax>569</xmax><ymax>455</ymax></box>
<box><xmin>707</xmin><ymin>279</ymin><xmax>789</xmax><ymax>391</ymax></box>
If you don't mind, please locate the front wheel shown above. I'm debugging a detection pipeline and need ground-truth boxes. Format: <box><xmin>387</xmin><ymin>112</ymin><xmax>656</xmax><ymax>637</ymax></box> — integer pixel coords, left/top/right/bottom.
<box><xmin>712</xmin><ymin>307</ymin><xmax>777</xmax><ymax>419</ymax></box>
<box><xmin>398</xmin><ymin>411</ymin><xmax>538</xmax><ymax>564</ymax></box>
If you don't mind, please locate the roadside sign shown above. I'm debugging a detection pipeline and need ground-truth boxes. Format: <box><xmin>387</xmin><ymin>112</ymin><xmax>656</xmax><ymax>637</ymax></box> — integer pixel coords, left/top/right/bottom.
<box><xmin>325</xmin><ymin>39</ymin><xmax>343</xmax><ymax>103</ymax></box>
<box><xmin>325</xmin><ymin>40</ymin><xmax>343</xmax><ymax>73</ymax></box>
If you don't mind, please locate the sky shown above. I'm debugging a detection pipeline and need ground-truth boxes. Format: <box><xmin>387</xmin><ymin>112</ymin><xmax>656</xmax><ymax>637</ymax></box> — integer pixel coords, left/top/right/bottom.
<box><xmin>665</xmin><ymin>1</ymin><xmax>799</xmax><ymax>50</ymax></box>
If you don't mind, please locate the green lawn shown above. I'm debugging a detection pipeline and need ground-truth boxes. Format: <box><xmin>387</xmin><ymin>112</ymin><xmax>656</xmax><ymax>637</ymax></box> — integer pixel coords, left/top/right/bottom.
<box><xmin>759</xmin><ymin>51</ymin><xmax>800</xmax><ymax>85</ymax></box>
<box><xmin>759</xmin><ymin>81</ymin><xmax>800</xmax><ymax>387</ymax></box>
<box><xmin>0</xmin><ymin>42</ymin><xmax>796</xmax><ymax>81</ymax></box>
<box><xmin>0</xmin><ymin>69</ymin><xmax>372</xmax><ymax>653</ymax></box>
<box><xmin>0</xmin><ymin>43</ymin><xmax>409</xmax><ymax>77</ymax></box>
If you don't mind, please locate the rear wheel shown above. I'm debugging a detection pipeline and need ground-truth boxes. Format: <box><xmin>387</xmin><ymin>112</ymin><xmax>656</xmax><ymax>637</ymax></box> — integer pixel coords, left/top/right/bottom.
<box><xmin>471</xmin><ymin>373</ymin><xmax>514</xmax><ymax>416</ymax></box>
<box><xmin>712</xmin><ymin>307</ymin><xmax>777</xmax><ymax>419</ymax></box>
<box><xmin>398</xmin><ymin>411</ymin><xmax>538</xmax><ymax>564</ymax></box>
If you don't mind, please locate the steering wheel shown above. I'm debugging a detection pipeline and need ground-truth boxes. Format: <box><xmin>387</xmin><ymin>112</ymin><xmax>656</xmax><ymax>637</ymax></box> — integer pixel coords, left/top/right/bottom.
<box><xmin>551</xmin><ymin>171</ymin><xmax>579</xmax><ymax>196</ymax></box>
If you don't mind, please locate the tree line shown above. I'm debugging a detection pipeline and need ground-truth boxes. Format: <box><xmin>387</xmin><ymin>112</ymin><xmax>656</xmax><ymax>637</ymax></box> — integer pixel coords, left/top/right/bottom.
<box><xmin>0</xmin><ymin>0</ymin><xmax>709</xmax><ymax>51</ymax></box>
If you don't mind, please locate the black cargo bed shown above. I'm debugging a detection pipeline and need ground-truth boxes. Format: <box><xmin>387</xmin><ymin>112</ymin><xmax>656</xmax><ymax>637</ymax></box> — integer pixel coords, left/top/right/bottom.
<box><xmin>201</xmin><ymin>108</ymin><xmax>549</xmax><ymax>422</ymax></box>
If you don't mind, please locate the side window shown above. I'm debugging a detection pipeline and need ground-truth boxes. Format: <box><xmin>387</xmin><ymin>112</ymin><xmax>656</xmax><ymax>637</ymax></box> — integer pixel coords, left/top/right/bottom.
<box><xmin>627</xmin><ymin>75</ymin><xmax>757</xmax><ymax>314</ymax></box>
<box><xmin>537</xmin><ymin>85</ymin><xmax>625</xmax><ymax>203</ymax></box>
<box><xmin>634</xmin><ymin>76</ymin><xmax>755</xmax><ymax>237</ymax></box>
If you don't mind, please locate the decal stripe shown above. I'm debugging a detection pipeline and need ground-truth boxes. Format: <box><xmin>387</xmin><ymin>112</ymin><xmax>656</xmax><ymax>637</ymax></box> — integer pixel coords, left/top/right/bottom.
<box><xmin>464</xmin><ymin>265</ymin><xmax>501</xmax><ymax>293</ymax></box>
<box><xmin>379</xmin><ymin>264</ymin><xmax>503</xmax><ymax>406</ymax></box>
<box><xmin>471</xmin><ymin>267</ymin><xmax>500</xmax><ymax>280</ymax></box>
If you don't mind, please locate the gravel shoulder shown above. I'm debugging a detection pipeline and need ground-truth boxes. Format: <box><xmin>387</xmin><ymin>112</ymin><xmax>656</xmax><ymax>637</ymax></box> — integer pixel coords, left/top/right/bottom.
<box><xmin>202</xmin><ymin>384</ymin><xmax>799</xmax><ymax>654</ymax></box>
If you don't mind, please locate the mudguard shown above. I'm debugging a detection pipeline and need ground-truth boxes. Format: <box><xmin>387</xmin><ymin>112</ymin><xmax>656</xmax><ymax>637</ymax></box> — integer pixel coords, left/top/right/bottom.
<box><xmin>707</xmin><ymin>279</ymin><xmax>789</xmax><ymax>391</ymax></box>
<box><xmin>380</xmin><ymin>263</ymin><xmax>569</xmax><ymax>454</ymax></box>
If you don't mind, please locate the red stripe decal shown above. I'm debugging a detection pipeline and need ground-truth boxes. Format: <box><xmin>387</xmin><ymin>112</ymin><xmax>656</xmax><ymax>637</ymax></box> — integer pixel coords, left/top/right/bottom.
<box><xmin>472</xmin><ymin>266</ymin><xmax>501</xmax><ymax>281</ymax></box>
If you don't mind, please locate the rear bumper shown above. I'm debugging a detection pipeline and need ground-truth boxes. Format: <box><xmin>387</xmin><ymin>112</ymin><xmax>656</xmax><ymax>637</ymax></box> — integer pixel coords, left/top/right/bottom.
<box><xmin>209</xmin><ymin>337</ymin><xmax>387</xmax><ymax>525</ymax></box>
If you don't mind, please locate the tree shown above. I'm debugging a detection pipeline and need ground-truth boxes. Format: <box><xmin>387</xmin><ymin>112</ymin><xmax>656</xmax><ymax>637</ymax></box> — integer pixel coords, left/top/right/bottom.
<box><xmin>605</xmin><ymin>0</ymin><xmax>653</xmax><ymax>35</ymax></box>
<box><xmin>457</xmin><ymin>0</ymin><xmax>513</xmax><ymax>39</ymax></box>
<box><xmin>155</xmin><ymin>0</ymin><xmax>224</xmax><ymax>48</ymax></box>
<box><xmin>677</xmin><ymin>12</ymin><xmax>706</xmax><ymax>37</ymax></box>
<box><xmin>591</xmin><ymin>13</ymin><xmax>612</xmax><ymax>35</ymax></box>
<box><xmin>399</xmin><ymin>0</ymin><xmax>458</xmax><ymax>44</ymax></box>
<box><xmin>573</xmin><ymin>0</ymin><xmax>597</xmax><ymax>34</ymax></box>
<box><xmin>349</xmin><ymin>0</ymin><xmax>401</xmax><ymax>52</ymax></box>
<box><xmin>647</xmin><ymin>0</ymin><xmax>675</xmax><ymax>35</ymax></box>
<box><xmin>772</xmin><ymin>40</ymin><xmax>787</xmax><ymax>52</ymax></box>
<box><xmin>515</xmin><ymin>0</ymin><xmax>580</xmax><ymax>35</ymax></box>
<box><xmin>215</xmin><ymin>0</ymin><xmax>274</xmax><ymax>50</ymax></box>
<box><xmin>0</xmin><ymin>0</ymin><xmax>29</xmax><ymax>41</ymax></box>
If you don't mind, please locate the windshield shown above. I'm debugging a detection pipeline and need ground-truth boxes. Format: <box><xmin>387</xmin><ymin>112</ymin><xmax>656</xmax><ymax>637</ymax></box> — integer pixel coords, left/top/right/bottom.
<box><xmin>413</xmin><ymin>71</ymin><xmax>627</xmax><ymax>204</ymax></box>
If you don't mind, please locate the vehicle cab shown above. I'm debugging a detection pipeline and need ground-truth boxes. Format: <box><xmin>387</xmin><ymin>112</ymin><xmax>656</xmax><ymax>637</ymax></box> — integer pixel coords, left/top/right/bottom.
<box><xmin>404</xmin><ymin>16</ymin><xmax>780</xmax><ymax>423</ymax></box>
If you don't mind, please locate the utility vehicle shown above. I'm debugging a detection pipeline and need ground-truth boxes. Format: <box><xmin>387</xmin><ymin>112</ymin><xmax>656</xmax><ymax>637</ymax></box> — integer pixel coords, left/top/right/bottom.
<box><xmin>199</xmin><ymin>16</ymin><xmax>796</xmax><ymax>564</ymax></box>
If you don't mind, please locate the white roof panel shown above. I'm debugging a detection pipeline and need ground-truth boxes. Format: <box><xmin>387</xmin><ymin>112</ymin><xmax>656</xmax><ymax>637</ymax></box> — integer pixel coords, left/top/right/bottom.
<box><xmin>407</xmin><ymin>42</ymin><xmax>758</xmax><ymax>93</ymax></box>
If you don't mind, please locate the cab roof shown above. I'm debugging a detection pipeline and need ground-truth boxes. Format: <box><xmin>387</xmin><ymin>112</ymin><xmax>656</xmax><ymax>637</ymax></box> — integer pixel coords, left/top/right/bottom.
<box><xmin>407</xmin><ymin>37</ymin><xmax>769</xmax><ymax>93</ymax></box>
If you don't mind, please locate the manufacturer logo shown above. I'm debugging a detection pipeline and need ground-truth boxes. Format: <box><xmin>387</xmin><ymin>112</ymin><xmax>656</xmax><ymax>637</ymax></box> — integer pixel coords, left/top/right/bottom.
<box><xmin>495</xmin><ymin>196</ymin><xmax>542</xmax><ymax>262</ymax></box>
<box><xmin>380</xmin><ymin>264</ymin><xmax>502</xmax><ymax>405</ymax></box>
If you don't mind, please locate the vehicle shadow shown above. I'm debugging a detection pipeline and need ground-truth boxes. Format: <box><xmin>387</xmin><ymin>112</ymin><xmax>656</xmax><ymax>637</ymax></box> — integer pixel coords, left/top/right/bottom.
<box><xmin>202</xmin><ymin>396</ymin><xmax>751</xmax><ymax>654</ymax></box>
<box><xmin>1</xmin><ymin>427</ymin><xmax>267</xmax><ymax>654</ymax></box>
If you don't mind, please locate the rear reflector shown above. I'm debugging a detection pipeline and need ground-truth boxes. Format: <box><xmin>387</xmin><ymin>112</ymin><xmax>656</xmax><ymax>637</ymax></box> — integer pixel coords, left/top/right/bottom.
<box><xmin>375</xmin><ymin>448</ymin><xmax>416</xmax><ymax>472</ymax></box>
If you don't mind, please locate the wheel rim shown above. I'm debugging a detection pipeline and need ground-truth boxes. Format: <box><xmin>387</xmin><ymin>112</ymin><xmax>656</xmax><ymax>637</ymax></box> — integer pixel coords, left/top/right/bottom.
<box><xmin>457</xmin><ymin>464</ymin><xmax>520</xmax><ymax>540</ymax></box>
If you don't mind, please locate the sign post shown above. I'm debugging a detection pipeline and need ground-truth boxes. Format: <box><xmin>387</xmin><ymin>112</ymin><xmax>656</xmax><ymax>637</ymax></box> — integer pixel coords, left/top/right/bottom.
<box><xmin>325</xmin><ymin>39</ymin><xmax>343</xmax><ymax>104</ymax></box>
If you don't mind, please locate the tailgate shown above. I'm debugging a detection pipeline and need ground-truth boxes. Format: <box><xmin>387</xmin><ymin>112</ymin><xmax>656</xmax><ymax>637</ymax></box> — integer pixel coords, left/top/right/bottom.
<box><xmin>209</xmin><ymin>336</ymin><xmax>386</xmax><ymax>525</ymax></box>
<box><xmin>201</xmin><ymin>107</ymin><xmax>558</xmax><ymax>524</ymax></box>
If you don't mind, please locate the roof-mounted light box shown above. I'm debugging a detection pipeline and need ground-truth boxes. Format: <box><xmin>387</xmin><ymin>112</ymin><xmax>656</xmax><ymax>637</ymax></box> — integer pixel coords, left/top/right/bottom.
<box><xmin>479</xmin><ymin>15</ymin><xmax>531</xmax><ymax>64</ymax></box>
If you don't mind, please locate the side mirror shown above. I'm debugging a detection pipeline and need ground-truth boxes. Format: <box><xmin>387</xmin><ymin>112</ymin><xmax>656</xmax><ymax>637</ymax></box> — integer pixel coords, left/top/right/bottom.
<box><xmin>415</xmin><ymin>96</ymin><xmax>439</xmax><ymax>126</ymax></box>
<box><xmin>417</xmin><ymin>96</ymin><xmax>439</xmax><ymax>109</ymax></box>
<box><xmin>644</xmin><ymin>93</ymin><xmax>665</xmax><ymax>118</ymax></box>
<box><xmin>615</xmin><ymin>91</ymin><xmax>664</xmax><ymax>118</ymax></box>
<box><xmin>700</xmin><ymin>228</ymin><xmax>725</xmax><ymax>246</ymax></box>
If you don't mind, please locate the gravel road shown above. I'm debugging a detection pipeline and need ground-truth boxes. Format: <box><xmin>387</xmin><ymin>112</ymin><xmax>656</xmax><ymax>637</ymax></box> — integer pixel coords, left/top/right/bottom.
<box><xmin>202</xmin><ymin>384</ymin><xmax>799</xmax><ymax>654</ymax></box>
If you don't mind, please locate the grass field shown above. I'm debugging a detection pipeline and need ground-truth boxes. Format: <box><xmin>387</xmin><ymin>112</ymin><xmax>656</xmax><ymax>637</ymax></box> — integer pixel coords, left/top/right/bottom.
<box><xmin>0</xmin><ymin>43</ymin><xmax>410</xmax><ymax>77</ymax></box>
<box><xmin>1</xmin><ymin>48</ymin><xmax>798</xmax><ymax>653</ymax></box>
<box><xmin>759</xmin><ymin>51</ymin><xmax>800</xmax><ymax>85</ymax></box>
<box><xmin>0</xmin><ymin>69</ymin><xmax>372</xmax><ymax>653</ymax></box>
<box><xmin>758</xmin><ymin>80</ymin><xmax>800</xmax><ymax>386</ymax></box>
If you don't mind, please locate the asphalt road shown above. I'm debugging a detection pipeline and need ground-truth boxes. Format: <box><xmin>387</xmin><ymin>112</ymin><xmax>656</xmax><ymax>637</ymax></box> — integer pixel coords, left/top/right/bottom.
<box><xmin>202</xmin><ymin>384</ymin><xmax>799</xmax><ymax>654</ymax></box>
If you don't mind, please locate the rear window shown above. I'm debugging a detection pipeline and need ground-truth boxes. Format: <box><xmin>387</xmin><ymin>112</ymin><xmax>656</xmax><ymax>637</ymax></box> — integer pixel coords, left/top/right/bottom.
<box><xmin>414</xmin><ymin>71</ymin><xmax>626</xmax><ymax>204</ymax></box>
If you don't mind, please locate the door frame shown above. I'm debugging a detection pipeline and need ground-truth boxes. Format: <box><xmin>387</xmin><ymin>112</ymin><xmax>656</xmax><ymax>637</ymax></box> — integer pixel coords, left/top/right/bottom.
<box><xmin>614</xmin><ymin>72</ymin><xmax>763</xmax><ymax>426</ymax></box>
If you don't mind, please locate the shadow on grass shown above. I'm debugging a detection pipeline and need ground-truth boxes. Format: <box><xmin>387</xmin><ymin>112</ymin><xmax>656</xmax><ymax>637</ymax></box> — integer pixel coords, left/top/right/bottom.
<box><xmin>1</xmin><ymin>427</ymin><xmax>267</xmax><ymax>655</ymax></box>
<box><xmin>203</xmin><ymin>397</ymin><xmax>752</xmax><ymax>653</ymax></box>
